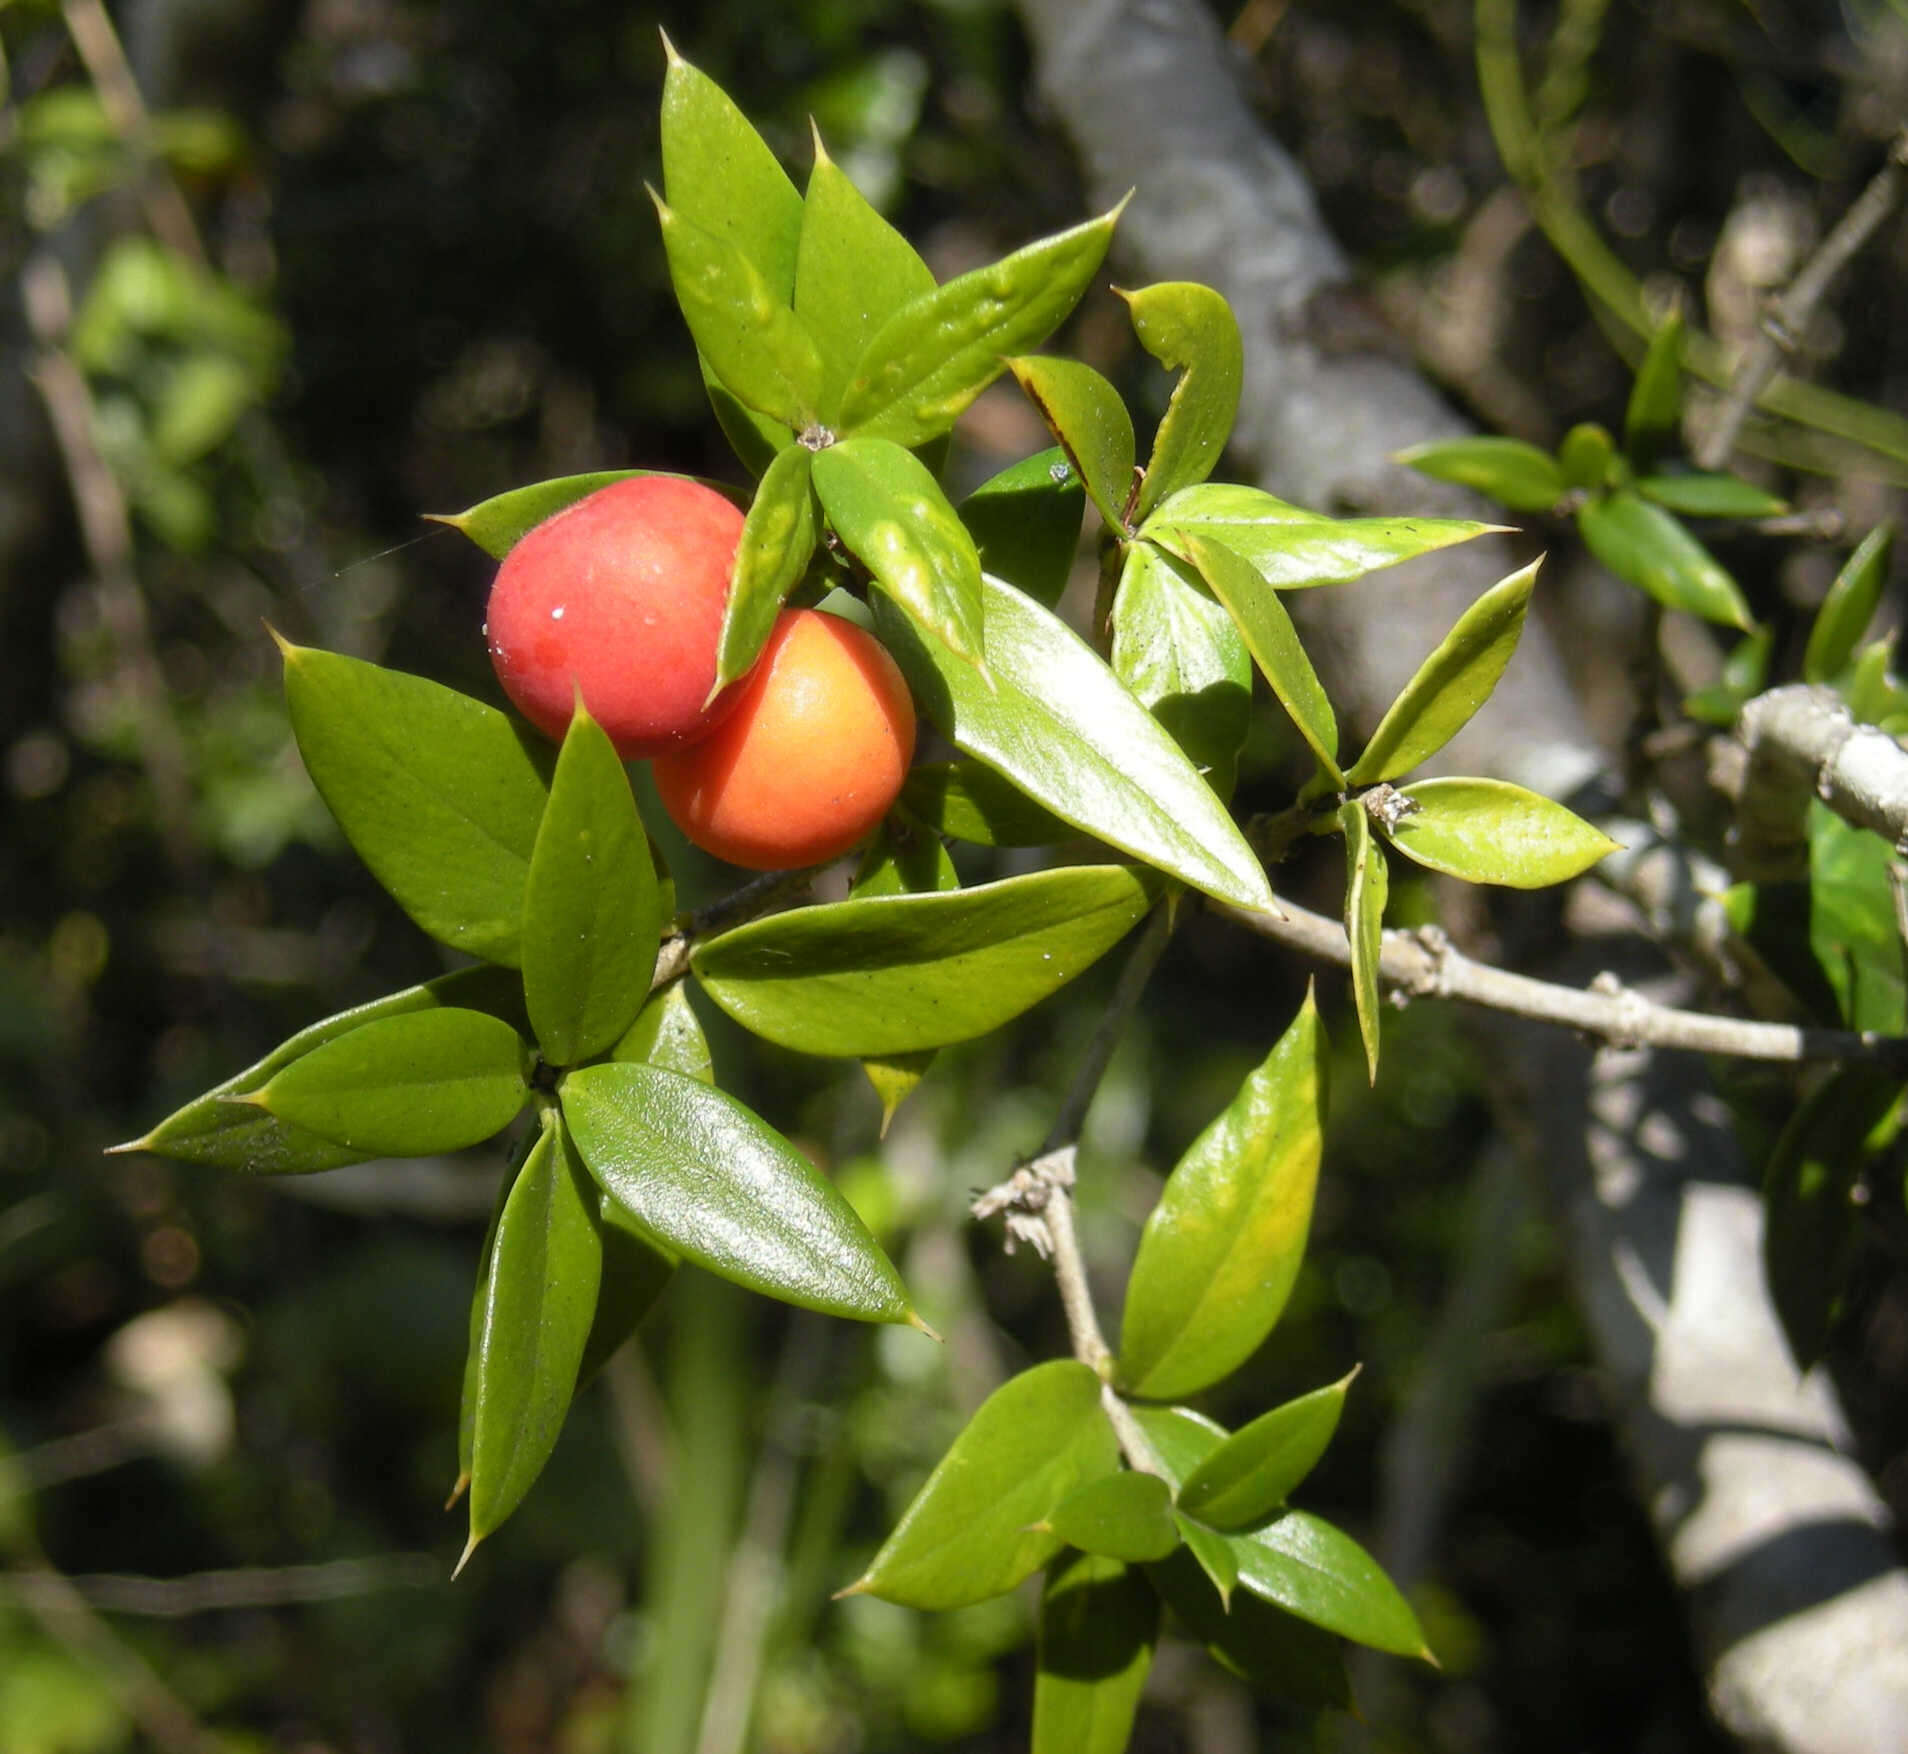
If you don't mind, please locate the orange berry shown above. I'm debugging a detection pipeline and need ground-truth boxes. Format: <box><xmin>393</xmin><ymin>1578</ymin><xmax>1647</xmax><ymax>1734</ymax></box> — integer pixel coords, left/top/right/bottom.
<box><xmin>485</xmin><ymin>475</ymin><xmax>745</xmax><ymax>759</ymax></box>
<box><xmin>653</xmin><ymin>609</ymin><xmax>917</xmax><ymax>870</ymax></box>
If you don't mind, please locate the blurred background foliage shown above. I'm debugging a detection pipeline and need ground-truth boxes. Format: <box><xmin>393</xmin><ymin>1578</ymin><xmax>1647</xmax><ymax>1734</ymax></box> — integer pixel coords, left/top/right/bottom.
<box><xmin>2</xmin><ymin>0</ymin><xmax>1905</xmax><ymax>1749</ymax></box>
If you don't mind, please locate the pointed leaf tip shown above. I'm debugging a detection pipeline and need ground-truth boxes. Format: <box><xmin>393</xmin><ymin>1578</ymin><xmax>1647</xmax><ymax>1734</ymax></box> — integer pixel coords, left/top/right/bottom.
<box><xmin>444</xmin><ymin>1472</ymin><xmax>470</xmax><ymax>1512</ymax></box>
<box><xmin>452</xmin><ymin>1531</ymin><xmax>480</xmax><ymax>1580</ymax></box>
<box><xmin>906</xmin><ymin>1310</ymin><xmax>943</xmax><ymax>1342</ymax></box>
<box><xmin>104</xmin><ymin>1137</ymin><xmax>145</xmax><ymax>1156</ymax></box>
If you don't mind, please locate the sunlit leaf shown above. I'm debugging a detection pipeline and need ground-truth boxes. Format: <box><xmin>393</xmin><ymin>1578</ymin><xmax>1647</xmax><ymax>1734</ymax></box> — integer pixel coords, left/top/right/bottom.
<box><xmin>428</xmin><ymin>470</ymin><xmax>695</xmax><ymax>558</ymax></box>
<box><xmin>812</xmin><ymin>436</ymin><xmax>984</xmax><ymax>665</ymax></box>
<box><xmin>873</xmin><ymin>577</ymin><xmax>1275</xmax><ymax>911</ymax></box>
<box><xmin>1394</xmin><ymin>436</ymin><xmax>1564</xmax><ymax>514</ymax></box>
<box><xmin>1124</xmin><ymin>281</ymin><xmax>1243</xmax><ymax>523</ymax></box>
<box><xmin>1118</xmin><ymin>991</ymin><xmax>1327</xmax><ymax>1399</ymax></box>
<box><xmin>1041</xmin><ymin>1470</ymin><xmax>1179</xmax><ymax>1564</ymax></box>
<box><xmin>960</xmin><ymin>448</ymin><xmax>1085</xmax><ymax>609</ymax></box>
<box><xmin>838</xmin><ymin>204</ymin><xmax>1123</xmax><ymax>447</ymax></box>
<box><xmin>279</xmin><ymin>638</ymin><xmax>551</xmax><ymax>965</ymax></box>
<box><xmin>714</xmin><ymin>442</ymin><xmax>819</xmax><ymax>691</ymax></box>
<box><xmin>1558</xmin><ymin>422</ymin><xmax>1616</xmax><ymax>491</ymax></box>
<box><xmin>521</xmin><ymin>705</ymin><xmax>664</xmax><ymax>1067</ymax></box>
<box><xmin>900</xmin><ymin>760</ymin><xmax>1074</xmax><ymax>848</ymax></box>
<box><xmin>1804</xmin><ymin>524</ymin><xmax>1894</xmax><ymax>685</ymax></box>
<box><xmin>1175</xmin><ymin>1513</ymin><xmax>1239</xmax><ymax>1607</ymax></box>
<box><xmin>692</xmin><ymin>866</ymin><xmax>1159</xmax><ymax>1055</ymax></box>
<box><xmin>1008</xmin><ymin>354</ymin><xmax>1136</xmax><ymax>533</ymax></box>
<box><xmin>1578</xmin><ymin>491</ymin><xmax>1754</xmax><ymax>629</ymax></box>
<box><xmin>562</xmin><ymin>1061</ymin><xmax>914</xmax><ymax>1322</ymax></box>
<box><xmin>1176</xmin><ymin>1372</ymin><xmax>1357</xmax><ymax>1528</ymax></box>
<box><xmin>1634</xmin><ymin>472</ymin><xmax>1786</xmax><ymax>519</ymax></box>
<box><xmin>1346</xmin><ymin>558</ymin><xmax>1538</xmax><ymax>785</ymax></box>
<box><xmin>1386</xmin><ymin>778</ymin><xmax>1621</xmax><ymax>888</ymax></box>
<box><xmin>610</xmin><ymin>983</ymin><xmax>713</xmax><ymax>1082</ymax></box>
<box><xmin>244</xmin><ymin>1008</ymin><xmax>529</xmax><ymax>1157</ymax></box>
<box><xmin>1341</xmin><ymin>801</ymin><xmax>1387</xmax><ymax>1083</ymax></box>
<box><xmin>845</xmin><ymin>1360</ymin><xmax>1120</xmax><ymax>1608</ymax></box>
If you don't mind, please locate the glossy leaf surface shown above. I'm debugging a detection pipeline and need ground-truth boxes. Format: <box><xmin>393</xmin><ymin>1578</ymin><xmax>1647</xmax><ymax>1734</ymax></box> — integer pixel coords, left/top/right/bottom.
<box><xmin>467</xmin><ymin>1118</ymin><xmax>603</xmax><ymax>1544</ymax></box>
<box><xmin>652</xmin><ymin>193</ymin><xmax>824</xmax><ymax>432</ymax></box>
<box><xmin>960</xmin><ymin>448</ymin><xmax>1084</xmax><ymax>609</ymax></box>
<box><xmin>280</xmin><ymin>640</ymin><xmax>550</xmax><ymax>965</ymax></box>
<box><xmin>1148</xmin><ymin>1548</ymin><xmax>1351</xmax><ymax>1709</ymax></box>
<box><xmin>610</xmin><ymin>983</ymin><xmax>713</xmax><ymax>1082</ymax></box>
<box><xmin>1346</xmin><ymin>558</ymin><xmax>1538</xmax><ymax>785</ymax></box>
<box><xmin>1578</xmin><ymin>491</ymin><xmax>1754</xmax><ymax>629</ymax></box>
<box><xmin>522</xmin><ymin>706</ymin><xmax>663</xmax><ymax>1066</ymax></box>
<box><xmin>716</xmin><ymin>441</ymin><xmax>818</xmax><ymax>691</ymax></box>
<box><xmin>1634</xmin><ymin>471</ymin><xmax>1786</xmax><ymax>518</ymax></box>
<box><xmin>1341</xmin><ymin>801</ymin><xmax>1387</xmax><ymax>1082</ymax></box>
<box><xmin>795</xmin><ymin>135</ymin><xmax>936</xmax><ymax>416</ymax></box>
<box><xmin>1033</xmin><ymin>1553</ymin><xmax>1159</xmax><ymax>1754</ymax></box>
<box><xmin>846</xmin><ymin>1360</ymin><xmax>1119</xmax><ymax>1609</ymax></box>
<box><xmin>1186</xmin><ymin>533</ymin><xmax>1339</xmax><ymax>782</ymax></box>
<box><xmin>247</xmin><ymin>1008</ymin><xmax>528</xmax><ymax>1157</ymax></box>
<box><xmin>1118</xmin><ymin>992</ymin><xmax>1326</xmax><ymax>1398</ymax></box>
<box><xmin>837</xmin><ymin>205</ymin><xmax>1121</xmax><ymax>448</ymax></box>
<box><xmin>431</xmin><ymin>469</ymin><xmax>674</xmax><ymax>558</ymax></box>
<box><xmin>1125</xmin><ymin>281</ymin><xmax>1242</xmax><ymax>523</ymax></box>
<box><xmin>692</xmin><ymin>866</ymin><xmax>1159</xmax><ymax>1055</ymax></box>
<box><xmin>1175</xmin><ymin>1513</ymin><xmax>1239</xmax><ymax>1607</ymax></box>
<box><xmin>812</xmin><ymin>436</ymin><xmax>984</xmax><ymax>665</ymax></box>
<box><xmin>1176</xmin><ymin>1372</ymin><xmax>1356</xmax><ymax>1528</ymax></box>
<box><xmin>900</xmin><ymin>759</ymin><xmax>1073</xmax><ymax>847</ymax></box>
<box><xmin>562</xmin><ymin>1062</ymin><xmax>913</xmax><ymax>1322</ymax></box>
<box><xmin>873</xmin><ymin>577</ymin><xmax>1274</xmax><ymax>912</ymax></box>
<box><xmin>1386</xmin><ymin>778</ymin><xmax>1620</xmax><ymax>888</ymax></box>
<box><xmin>1393</xmin><ymin>436</ymin><xmax>1564</xmax><ymax>514</ymax></box>
<box><xmin>125</xmin><ymin>965</ymin><xmax>527</xmax><ymax>1173</ymax></box>
<box><xmin>1008</xmin><ymin>354</ymin><xmax>1135</xmax><ymax>532</ymax></box>
<box><xmin>1043</xmin><ymin>1470</ymin><xmax>1179</xmax><ymax>1564</ymax></box>
<box><xmin>1145</xmin><ymin>482</ymin><xmax>1497</xmax><ymax>590</ymax></box>
<box><xmin>1111</xmin><ymin>541</ymin><xmax>1252</xmax><ymax>797</ymax></box>
<box><xmin>1804</xmin><ymin>524</ymin><xmax>1893</xmax><ymax>685</ymax></box>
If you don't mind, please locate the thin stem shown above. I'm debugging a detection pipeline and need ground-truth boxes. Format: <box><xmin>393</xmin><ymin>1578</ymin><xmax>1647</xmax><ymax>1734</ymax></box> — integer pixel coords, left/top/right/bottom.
<box><xmin>1696</xmin><ymin>131</ymin><xmax>1908</xmax><ymax>472</ymax></box>
<box><xmin>650</xmin><ymin>867</ymin><xmax>819</xmax><ymax>990</ymax></box>
<box><xmin>1216</xmin><ymin>890</ymin><xmax>1908</xmax><ymax>1068</ymax></box>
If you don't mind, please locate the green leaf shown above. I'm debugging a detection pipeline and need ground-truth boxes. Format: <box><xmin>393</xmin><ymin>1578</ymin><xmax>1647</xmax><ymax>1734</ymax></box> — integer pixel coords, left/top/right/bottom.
<box><xmin>873</xmin><ymin>577</ymin><xmax>1275</xmax><ymax>912</ymax></box>
<box><xmin>1805</xmin><ymin>524</ymin><xmax>1894</xmax><ymax>685</ymax></box>
<box><xmin>659</xmin><ymin>37</ymin><xmax>802</xmax><ymax>295</ymax></box>
<box><xmin>1007</xmin><ymin>355</ymin><xmax>1136</xmax><ymax>533</ymax></box>
<box><xmin>1624</xmin><ymin>306</ymin><xmax>1685</xmax><ymax>470</ymax></box>
<box><xmin>120</xmin><ymin>965</ymin><xmax>529</xmax><ymax>1173</ymax></box>
<box><xmin>1634</xmin><ymin>472</ymin><xmax>1787</xmax><ymax>519</ymax></box>
<box><xmin>1345</xmin><ymin>558</ymin><xmax>1538</xmax><ymax>786</ymax></box>
<box><xmin>1845</xmin><ymin>634</ymin><xmax>1908</xmax><ymax>731</ymax></box>
<box><xmin>1393</xmin><ymin>437</ymin><xmax>1565</xmax><ymax>514</ymax></box>
<box><xmin>428</xmin><ymin>470</ymin><xmax>692</xmax><ymax>559</ymax></box>
<box><xmin>1131</xmin><ymin>1408</ymin><xmax>1429</xmax><ymax>1659</ymax></box>
<box><xmin>1042</xmin><ymin>1471</ymin><xmax>1179</xmax><ymax>1564</ymax></box>
<box><xmin>900</xmin><ymin>760</ymin><xmax>1073</xmax><ymax>847</ymax></box>
<box><xmin>1176</xmin><ymin>1372</ymin><xmax>1357</xmax><ymax>1528</ymax></box>
<box><xmin>610</xmin><ymin>983</ymin><xmax>713</xmax><ymax>1081</ymax></box>
<box><xmin>1763</xmin><ymin>1067</ymin><xmax>1902</xmax><ymax>1369</ymax></box>
<box><xmin>279</xmin><ymin>639</ymin><xmax>550</xmax><ymax>965</ymax></box>
<box><xmin>838</xmin><ymin>204</ymin><xmax>1123</xmax><ymax>447</ymax></box>
<box><xmin>845</xmin><ymin>1360</ymin><xmax>1120</xmax><ymax>1609</ymax></box>
<box><xmin>715</xmin><ymin>442</ymin><xmax>819</xmax><ymax>691</ymax></box>
<box><xmin>1033</xmin><ymin>1553</ymin><xmax>1159</xmax><ymax>1754</ymax></box>
<box><xmin>652</xmin><ymin>192</ymin><xmax>825</xmax><ymax>433</ymax></box>
<box><xmin>1810</xmin><ymin>803</ymin><xmax>1907</xmax><ymax>1033</ymax></box>
<box><xmin>1124</xmin><ymin>281</ymin><xmax>1243</xmax><ymax>523</ymax></box>
<box><xmin>1578</xmin><ymin>491</ymin><xmax>1754</xmax><ymax>629</ymax></box>
<box><xmin>1147</xmin><ymin>1548</ymin><xmax>1351</xmax><ymax>1709</ymax></box>
<box><xmin>455</xmin><ymin>1153</ymin><xmax>518</xmax><ymax>1504</ymax></box>
<box><xmin>811</xmin><ymin>437</ymin><xmax>984</xmax><ymax>665</ymax></box>
<box><xmin>1110</xmin><ymin>541</ymin><xmax>1252</xmax><ymax>797</ymax></box>
<box><xmin>1183</xmin><ymin>534</ymin><xmax>1340</xmax><ymax>784</ymax></box>
<box><xmin>795</xmin><ymin>132</ymin><xmax>937</xmax><ymax>417</ymax></box>
<box><xmin>1175</xmin><ymin>1512</ymin><xmax>1239</xmax><ymax>1607</ymax></box>
<box><xmin>960</xmin><ymin>448</ymin><xmax>1085</xmax><ymax>609</ymax></box>
<box><xmin>692</xmin><ymin>866</ymin><xmax>1160</xmax><ymax>1055</ymax></box>
<box><xmin>1341</xmin><ymin>801</ymin><xmax>1387</xmax><ymax>1083</ymax></box>
<box><xmin>1558</xmin><ymin>422</ymin><xmax>1616</xmax><ymax>491</ymax></box>
<box><xmin>1684</xmin><ymin>627</ymin><xmax>1773</xmax><ymax>727</ymax></box>
<box><xmin>850</xmin><ymin>815</ymin><xmax>962</xmax><ymax>899</ymax></box>
<box><xmin>1145</xmin><ymin>482</ymin><xmax>1500</xmax><ymax>590</ymax></box>
<box><xmin>466</xmin><ymin>1116</ymin><xmax>604</xmax><ymax>1548</ymax></box>
<box><xmin>521</xmin><ymin>705</ymin><xmax>664</xmax><ymax>1067</ymax></box>
<box><xmin>244</xmin><ymin>1008</ymin><xmax>529</xmax><ymax>1157</ymax></box>
<box><xmin>1118</xmin><ymin>992</ymin><xmax>1327</xmax><ymax>1399</ymax></box>
<box><xmin>1386</xmin><ymin>777</ymin><xmax>1621</xmax><ymax>888</ymax></box>
<box><xmin>561</xmin><ymin>1061</ymin><xmax>914</xmax><ymax>1322</ymax></box>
